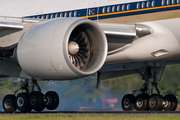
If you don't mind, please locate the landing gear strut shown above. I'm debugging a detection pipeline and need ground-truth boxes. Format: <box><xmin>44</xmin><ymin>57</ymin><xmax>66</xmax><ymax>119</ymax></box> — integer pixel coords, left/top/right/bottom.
<box><xmin>2</xmin><ymin>78</ymin><xmax>59</xmax><ymax>113</ymax></box>
<box><xmin>122</xmin><ymin>64</ymin><xmax>178</xmax><ymax>111</ymax></box>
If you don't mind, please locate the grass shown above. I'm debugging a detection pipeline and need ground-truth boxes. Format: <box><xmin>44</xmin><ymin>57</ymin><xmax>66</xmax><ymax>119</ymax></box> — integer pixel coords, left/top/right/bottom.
<box><xmin>0</xmin><ymin>114</ymin><xmax>180</xmax><ymax>120</ymax></box>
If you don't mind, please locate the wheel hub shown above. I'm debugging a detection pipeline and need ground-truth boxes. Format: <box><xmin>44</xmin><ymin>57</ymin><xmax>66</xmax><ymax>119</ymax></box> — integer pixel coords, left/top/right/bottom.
<box><xmin>30</xmin><ymin>96</ymin><xmax>37</xmax><ymax>106</ymax></box>
<box><xmin>4</xmin><ymin>99</ymin><xmax>11</xmax><ymax>109</ymax></box>
<box><xmin>164</xmin><ymin>99</ymin><xmax>171</xmax><ymax>108</ymax></box>
<box><xmin>46</xmin><ymin>95</ymin><xmax>52</xmax><ymax>106</ymax></box>
<box><xmin>136</xmin><ymin>98</ymin><xmax>143</xmax><ymax>108</ymax></box>
<box><xmin>149</xmin><ymin>98</ymin><xmax>156</xmax><ymax>108</ymax></box>
<box><xmin>124</xmin><ymin>98</ymin><xmax>130</xmax><ymax>108</ymax></box>
<box><xmin>17</xmin><ymin>97</ymin><xmax>24</xmax><ymax>107</ymax></box>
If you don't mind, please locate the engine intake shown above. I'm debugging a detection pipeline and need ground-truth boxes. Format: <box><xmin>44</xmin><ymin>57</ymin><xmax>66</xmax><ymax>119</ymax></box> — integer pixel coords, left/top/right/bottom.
<box><xmin>16</xmin><ymin>18</ymin><xmax>107</xmax><ymax>80</ymax></box>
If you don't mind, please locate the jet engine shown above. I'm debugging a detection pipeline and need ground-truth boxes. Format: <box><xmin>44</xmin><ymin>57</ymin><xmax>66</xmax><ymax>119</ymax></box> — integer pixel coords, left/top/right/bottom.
<box><xmin>16</xmin><ymin>18</ymin><xmax>107</xmax><ymax>80</ymax></box>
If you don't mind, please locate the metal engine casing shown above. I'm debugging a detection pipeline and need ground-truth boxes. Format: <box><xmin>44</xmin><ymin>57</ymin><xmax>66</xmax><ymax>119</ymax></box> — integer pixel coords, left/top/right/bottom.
<box><xmin>16</xmin><ymin>18</ymin><xmax>107</xmax><ymax>80</ymax></box>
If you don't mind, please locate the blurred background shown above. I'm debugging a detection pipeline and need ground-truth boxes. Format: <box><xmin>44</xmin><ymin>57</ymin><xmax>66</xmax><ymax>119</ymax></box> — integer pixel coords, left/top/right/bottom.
<box><xmin>0</xmin><ymin>64</ymin><xmax>180</xmax><ymax>111</ymax></box>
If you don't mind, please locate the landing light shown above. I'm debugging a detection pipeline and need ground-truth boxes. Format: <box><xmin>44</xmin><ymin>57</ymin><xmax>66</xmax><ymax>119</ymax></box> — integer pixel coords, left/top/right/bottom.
<box><xmin>137</xmin><ymin>27</ymin><xmax>143</xmax><ymax>31</ymax></box>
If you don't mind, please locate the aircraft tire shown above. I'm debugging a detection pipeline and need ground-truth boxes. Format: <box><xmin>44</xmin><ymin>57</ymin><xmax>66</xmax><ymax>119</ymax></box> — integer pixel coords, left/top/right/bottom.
<box><xmin>3</xmin><ymin>94</ymin><xmax>16</xmax><ymax>113</ymax></box>
<box><xmin>122</xmin><ymin>94</ymin><xmax>135</xmax><ymax>111</ymax></box>
<box><xmin>45</xmin><ymin>91</ymin><xmax>59</xmax><ymax>110</ymax></box>
<box><xmin>15</xmin><ymin>93</ymin><xmax>32</xmax><ymax>113</ymax></box>
<box><xmin>135</xmin><ymin>94</ymin><xmax>148</xmax><ymax>110</ymax></box>
<box><xmin>148</xmin><ymin>94</ymin><xmax>163</xmax><ymax>111</ymax></box>
<box><xmin>163</xmin><ymin>94</ymin><xmax>177</xmax><ymax>111</ymax></box>
<box><xmin>29</xmin><ymin>91</ymin><xmax>46</xmax><ymax>111</ymax></box>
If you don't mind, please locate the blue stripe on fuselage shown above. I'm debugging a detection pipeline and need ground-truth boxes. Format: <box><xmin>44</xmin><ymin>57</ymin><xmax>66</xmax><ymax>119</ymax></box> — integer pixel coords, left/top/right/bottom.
<box><xmin>24</xmin><ymin>0</ymin><xmax>180</xmax><ymax>21</ymax></box>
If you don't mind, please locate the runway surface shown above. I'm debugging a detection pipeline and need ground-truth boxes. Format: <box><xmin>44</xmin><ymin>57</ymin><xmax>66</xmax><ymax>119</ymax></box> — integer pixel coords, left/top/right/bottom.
<box><xmin>1</xmin><ymin>111</ymin><xmax>180</xmax><ymax>116</ymax></box>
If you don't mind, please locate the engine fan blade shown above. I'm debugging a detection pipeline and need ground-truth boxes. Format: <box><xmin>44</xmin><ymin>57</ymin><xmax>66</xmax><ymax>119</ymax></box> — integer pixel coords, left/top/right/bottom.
<box><xmin>74</xmin><ymin>32</ymin><xmax>83</xmax><ymax>42</ymax></box>
<box><xmin>68</xmin><ymin>26</ymin><xmax>93</xmax><ymax>70</ymax></box>
<box><xmin>75</xmin><ymin>55</ymin><xmax>84</xmax><ymax>68</ymax></box>
<box><xmin>74</xmin><ymin>56</ymin><xmax>81</xmax><ymax>69</ymax></box>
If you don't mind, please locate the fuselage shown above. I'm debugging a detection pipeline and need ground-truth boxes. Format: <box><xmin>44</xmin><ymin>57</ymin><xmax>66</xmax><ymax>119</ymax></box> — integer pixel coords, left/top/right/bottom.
<box><xmin>1</xmin><ymin>0</ymin><xmax>180</xmax><ymax>23</ymax></box>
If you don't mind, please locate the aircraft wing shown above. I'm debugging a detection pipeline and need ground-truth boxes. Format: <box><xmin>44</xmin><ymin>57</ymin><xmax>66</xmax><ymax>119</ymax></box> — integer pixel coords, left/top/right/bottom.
<box><xmin>0</xmin><ymin>17</ymin><xmax>24</xmax><ymax>29</ymax></box>
<box><xmin>0</xmin><ymin>16</ymin><xmax>45</xmax><ymax>29</ymax></box>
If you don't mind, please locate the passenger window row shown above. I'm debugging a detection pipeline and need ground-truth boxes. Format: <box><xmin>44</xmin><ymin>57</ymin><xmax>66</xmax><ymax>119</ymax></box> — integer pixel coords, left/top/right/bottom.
<box><xmin>30</xmin><ymin>0</ymin><xmax>180</xmax><ymax>19</ymax></box>
<box><xmin>101</xmin><ymin>0</ymin><xmax>179</xmax><ymax>14</ymax></box>
<box><xmin>162</xmin><ymin>0</ymin><xmax>180</xmax><ymax>5</ymax></box>
<box><xmin>30</xmin><ymin>11</ymin><xmax>77</xmax><ymax>19</ymax></box>
<box><xmin>102</xmin><ymin>1</ymin><xmax>155</xmax><ymax>14</ymax></box>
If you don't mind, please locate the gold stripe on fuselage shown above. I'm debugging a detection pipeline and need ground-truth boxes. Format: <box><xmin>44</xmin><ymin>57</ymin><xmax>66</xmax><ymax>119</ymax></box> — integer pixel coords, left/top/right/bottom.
<box><xmin>98</xmin><ymin>9</ymin><xmax>180</xmax><ymax>23</ymax></box>
<box><xmin>81</xmin><ymin>4</ymin><xmax>180</xmax><ymax>23</ymax></box>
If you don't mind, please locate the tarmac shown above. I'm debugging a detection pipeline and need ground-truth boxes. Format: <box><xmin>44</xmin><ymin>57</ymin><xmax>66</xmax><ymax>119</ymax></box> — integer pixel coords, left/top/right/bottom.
<box><xmin>0</xmin><ymin>111</ymin><xmax>180</xmax><ymax>116</ymax></box>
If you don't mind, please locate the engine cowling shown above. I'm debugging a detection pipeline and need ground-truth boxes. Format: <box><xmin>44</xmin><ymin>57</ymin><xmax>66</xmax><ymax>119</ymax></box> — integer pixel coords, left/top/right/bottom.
<box><xmin>16</xmin><ymin>18</ymin><xmax>107</xmax><ymax>80</ymax></box>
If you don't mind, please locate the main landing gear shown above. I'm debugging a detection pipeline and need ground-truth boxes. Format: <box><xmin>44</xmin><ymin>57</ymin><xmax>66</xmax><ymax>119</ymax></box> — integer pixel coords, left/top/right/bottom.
<box><xmin>2</xmin><ymin>79</ymin><xmax>59</xmax><ymax>113</ymax></box>
<box><xmin>122</xmin><ymin>65</ymin><xmax>178</xmax><ymax>111</ymax></box>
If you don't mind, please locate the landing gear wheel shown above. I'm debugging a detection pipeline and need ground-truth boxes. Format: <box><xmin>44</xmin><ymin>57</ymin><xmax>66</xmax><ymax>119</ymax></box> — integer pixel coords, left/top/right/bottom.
<box><xmin>29</xmin><ymin>91</ymin><xmax>46</xmax><ymax>111</ymax></box>
<box><xmin>15</xmin><ymin>93</ymin><xmax>32</xmax><ymax>113</ymax></box>
<box><xmin>122</xmin><ymin>94</ymin><xmax>135</xmax><ymax>111</ymax></box>
<box><xmin>148</xmin><ymin>94</ymin><xmax>163</xmax><ymax>111</ymax></box>
<box><xmin>45</xmin><ymin>91</ymin><xmax>59</xmax><ymax>110</ymax></box>
<box><xmin>135</xmin><ymin>94</ymin><xmax>148</xmax><ymax>110</ymax></box>
<box><xmin>163</xmin><ymin>94</ymin><xmax>177</xmax><ymax>111</ymax></box>
<box><xmin>2</xmin><ymin>95</ymin><xmax>16</xmax><ymax>113</ymax></box>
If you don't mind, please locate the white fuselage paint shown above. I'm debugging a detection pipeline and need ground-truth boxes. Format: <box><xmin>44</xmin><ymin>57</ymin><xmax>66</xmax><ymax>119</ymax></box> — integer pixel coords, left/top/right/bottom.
<box><xmin>0</xmin><ymin>0</ymin><xmax>146</xmax><ymax>17</ymax></box>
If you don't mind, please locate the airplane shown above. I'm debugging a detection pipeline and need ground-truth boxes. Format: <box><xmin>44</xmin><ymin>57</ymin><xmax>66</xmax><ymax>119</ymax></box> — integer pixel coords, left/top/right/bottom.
<box><xmin>0</xmin><ymin>0</ymin><xmax>180</xmax><ymax>113</ymax></box>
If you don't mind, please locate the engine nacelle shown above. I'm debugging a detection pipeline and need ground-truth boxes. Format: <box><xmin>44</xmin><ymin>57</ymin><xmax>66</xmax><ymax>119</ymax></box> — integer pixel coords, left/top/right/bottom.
<box><xmin>16</xmin><ymin>18</ymin><xmax>107</xmax><ymax>80</ymax></box>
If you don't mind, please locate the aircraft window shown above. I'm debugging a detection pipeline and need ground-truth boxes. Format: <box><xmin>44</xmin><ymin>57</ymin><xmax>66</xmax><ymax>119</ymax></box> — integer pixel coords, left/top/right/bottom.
<box><xmin>162</xmin><ymin>0</ymin><xmax>165</xmax><ymax>5</ymax></box>
<box><xmin>41</xmin><ymin>15</ymin><xmax>44</xmax><ymax>19</ymax></box>
<box><xmin>69</xmin><ymin>12</ymin><xmax>72</xmax><ymax>17</ymax></box>
<box><xmin>117</xmin><ymin>5</ymin><xmax>120</xmax><ymax>11</ymax></box>
<box><xmin>151</xmin><ymin>1</ymin><xmax>155</xmax><ymax>7</ymax></box>
<box><xmin>172</xmin><ymin>0</ymin><xmax>175</xmax><ymax>4</ymax></box>
<box><xmin>64</xmin><ymin>12</ymin><xmax>68</xmax><ymax>17</ymax></box>
<box><xmin>177</xmin><ymin>0</ymin><xmax>180</xmax><ymax>3</ymax></box>
<box><xmin>102</xmin><ymin>7</ymin><xmax>106</xmax><ymax>13</ymax></box>
<box><xmin>37</xmin><ymin>16</ymin><xmax>40</xmax><ymax>19</ymax></box>
<box><xmin>60</xmin><ymin>13</ymin><xmax>63</xmax><ymax>17</ymax></box>
<box><xmin>146</xmin><ymin>1</ymin><xmax>150</xmax><ymax>7</ymax></box>
<box><xmin>112</xmin><ymin>6</ymin><xmax>115</xmax><ymax>12</ymax></box>
<box><xmin>127</xmin><ymin>4</ymin><xmax>130</xmax><ymax>10</ymax></box>
<box><xmin>141</xmin><ymin>2</ymin><xmax>145</xmax><ymax>8</ymax></box>
<box><xmin>51</xmin><ymin>14</ymin><xmax>54</xmax><ymax>19</ymax></box>
<box><xmin>122</xmin><ymin>4</ymin><xmax>125</xmax><ymax>11</ymax></box>
<box><xmin>55</xmin><ymin>14</ymin><xmax>58</xmax><ymax>18</ymax></box>
<box><xmin>107</xmin><ymin>7</ymin><xmax>111</xmax><ymax>13</ymax></box>
<box><xmin>167</xmin><ymin>0</ymin><xmax>170</xmax><ymax>5</ymax></box>
<box><xmin>46</xmin><ymin>15</ymin><xmax>49</xmax><ymax>19</ymax></box>
<box><xmin>137</xmin><ymin>3</ymin><xmax>140</xmax><ymax>9</ymax></box>
<box><xmin>74</xmin><ymin>11</ymin><xmax>77</xmax><ymax>17</ymax></box>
